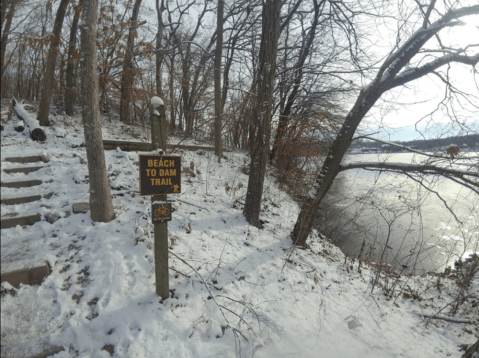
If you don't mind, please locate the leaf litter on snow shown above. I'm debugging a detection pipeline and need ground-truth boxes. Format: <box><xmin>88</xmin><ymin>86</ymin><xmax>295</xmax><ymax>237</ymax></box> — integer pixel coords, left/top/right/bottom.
<box><xmin>1</xmin><ymin>114</ymin><xmax>478</xmax><ymax>358</ymax></box>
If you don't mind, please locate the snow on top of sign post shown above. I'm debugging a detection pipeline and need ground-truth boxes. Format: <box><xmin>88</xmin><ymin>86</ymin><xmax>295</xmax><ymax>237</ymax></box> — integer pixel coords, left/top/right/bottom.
<box><xmin>150</xmin><ymin>96</ymin><xmax>164</xmax><ymax>108</ymax></box>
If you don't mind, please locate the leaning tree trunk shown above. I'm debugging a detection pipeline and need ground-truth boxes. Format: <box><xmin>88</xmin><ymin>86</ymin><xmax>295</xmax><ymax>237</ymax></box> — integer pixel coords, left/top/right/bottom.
<box><xmin>65</xmin><ymin>0</ymin><xmax>83</xmax><ymax>116</ymax></box>
<box><xmin>37</xmin><ymin>0</ymin><xmax>71</xmax><ymax>126</ymax></box>
<box><xmin>291</xmin><ymin>87</ymin><xmax>384</xmax><ymax>246</ymax></box>
<box><xmin>80</xmin><ymin>0</ymin><xmax>115</xmax><ymax>223</ymax></box>
<box><xmin>243</xmin><ymin>0</ymin><xmax>282</xmax><ymax>228</ymax></box>
<box><xmin>119</xmin><ymin>0</ymin><xmax>142</xmax><ymax>124</ymax></box>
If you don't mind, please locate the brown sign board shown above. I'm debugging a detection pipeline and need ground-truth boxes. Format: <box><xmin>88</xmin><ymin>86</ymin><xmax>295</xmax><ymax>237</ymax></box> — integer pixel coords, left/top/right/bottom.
<box><xmin>152</xmin><ymin>203</ymin><xmax>172</xmax><ymax>224</ymax></box>
<box><xmin>139</xmin><ymin>155</ymin><xmax>181</xmax><ymax>196</ymax></box>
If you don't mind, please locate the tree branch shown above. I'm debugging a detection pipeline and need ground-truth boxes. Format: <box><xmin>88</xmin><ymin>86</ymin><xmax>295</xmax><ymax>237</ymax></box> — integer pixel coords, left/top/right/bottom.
<box><xmin>386</xmin><ymin>53</ymin><xmax>479</xmax><ymax>90</ymax></box>
<box><xmin>338</xmin><ymin>162</ymin><xmax>479</xmax><ymax>185</ymax></box>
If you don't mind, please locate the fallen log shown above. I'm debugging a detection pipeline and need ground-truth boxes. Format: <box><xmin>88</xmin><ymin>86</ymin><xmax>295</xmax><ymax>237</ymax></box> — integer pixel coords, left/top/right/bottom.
<box><xmin>102</xmin><ymin>139</ymin><xmax>232</xmax><ymax>152</ymax></box>
<box><xmin>12</xmin><ymin>98</ymin><xmax>46</xmax><ymax>141</ymax></box>
<box><xmin>14</xmin><ymin>119</ymin><xmax>24</xmax><ymax>132</ymax></box>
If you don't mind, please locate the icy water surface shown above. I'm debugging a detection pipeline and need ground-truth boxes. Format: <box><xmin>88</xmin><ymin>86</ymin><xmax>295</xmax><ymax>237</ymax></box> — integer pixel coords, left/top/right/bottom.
<box><xmin>319</xmin><ymin>153</ymin><xmax>478</xmax><ymax>273</ymax></box>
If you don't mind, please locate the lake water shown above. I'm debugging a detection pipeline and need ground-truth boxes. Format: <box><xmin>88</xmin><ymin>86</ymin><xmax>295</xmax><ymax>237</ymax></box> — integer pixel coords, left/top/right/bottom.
<box><xmin>318</xmin><ymin>153</ymin><xmax>478</xmax><ymax>273</ymax></box>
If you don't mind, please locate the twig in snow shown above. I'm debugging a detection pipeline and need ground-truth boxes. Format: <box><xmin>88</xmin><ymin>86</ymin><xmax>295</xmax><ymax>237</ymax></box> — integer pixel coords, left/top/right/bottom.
<box><xmin>414</xmin><ymin>312</ymin><xmax>477</xmax><ymax>325</ymax></box>
<box><xmin>169</xmin><ymin>266</ymin><xmax>191</xmax><ymax>279</ymax></box>
<box><xmin>176</xmin><ymin>198</ymin><xmax>210</xmax><ymax>212</ymax></box>
<box><xmin>168</xmin><ymin>251</ymin><xmax>230</xmax><ymax>326</ymax></box>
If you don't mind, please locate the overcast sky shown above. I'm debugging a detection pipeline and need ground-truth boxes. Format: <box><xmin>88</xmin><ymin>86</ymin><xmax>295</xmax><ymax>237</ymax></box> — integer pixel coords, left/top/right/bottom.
<box><xmin>360</xmin><ymin>12</ymin><xmax>479</xmax><ymax>141</ymax></box>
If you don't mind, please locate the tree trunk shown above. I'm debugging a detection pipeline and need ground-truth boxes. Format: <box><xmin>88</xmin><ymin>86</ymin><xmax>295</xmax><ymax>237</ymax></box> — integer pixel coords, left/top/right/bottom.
<box><xmin>1</xmin><ymin>0</ymin><xmax>9</xmax><ymax>32</ymax></box>
<box><xmin>65</xmin><ymin>1</ymin><xmax>83</xmax><ymax>116</ymax></box>
<box><xmin>155</xmin><ymin>0</ymin><xmax>165</xmax><ymax>96</ymax></box>
<box><xmin>37</xmin><ymin>0</ymin><xmax>71</xmax><ymax>126</ymax></box>
<box><xmin>80</xmin><ymin>0</ymin><xmax>115</xmax><ymax>223</ymax></box>
<box><xmin>243</xmin><ymin>0</ymin><xmax>282</xmax><ymax>228</ymax></box>
<box><xmin>214</xmin><ymin>0</ymin><xmax>224</xmax><ymax>162</ymax></box>
<box><xmin>119</xmin><ymin>0</ymin><xmax>142</xmax><ymax>124</ymax></box>
<box><xmin>180</xmin><ymin>52</ymin><xmax>193</xmax><ymax>135</ymax></box>
<box><xmin>168</xmin><ymin>54</ymin><xmax>176</xmax><ymax>130</ymax></box>
<box><xmin>57</xmin><ymin>50</ymin><xmax>66</xmax><ymax>106</ymax></box>
<box><xmin>1</xmin><ymin>0</ymin><xmax>19</xmax><ymax>84</ymax></box>
<box><xmin>15</xmin><ymin>36</ymin><xmax>23</xmax><ymax>98</ymax></box>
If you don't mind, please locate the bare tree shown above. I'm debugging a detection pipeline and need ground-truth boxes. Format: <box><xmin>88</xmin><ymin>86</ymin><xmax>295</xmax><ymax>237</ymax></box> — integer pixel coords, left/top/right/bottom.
<box><xmin>292</xmin><ymin>2</ymin><xmax>479</xmax><ymax>246</ymax></box>
<box><xmin>119</xmin><ymin>0</ymin><xmax>143</xmax><ymax>123</ymax></box>
<box><xmin>243</xmin><ymin>0</ymin><xmax>282</xmax><ymax>228</ymax></box>
<box><xmin>65</xmin><ymin>0</ymin><xmax>83</xmax><ymax>115</ymax></box>
<box><xmin>80</xmin><ymin>0</ymin><xmax>115</xmax><ymax>222</ymax></box>
<box><xmin>270</xmin><ymin>0</ymin><xmax>322</xmax><ymax>164</ymax></box>
<box><xmin>37</xmin><ymin>0</ymin><xmax>71</xmax><ymax>126</ymax></box>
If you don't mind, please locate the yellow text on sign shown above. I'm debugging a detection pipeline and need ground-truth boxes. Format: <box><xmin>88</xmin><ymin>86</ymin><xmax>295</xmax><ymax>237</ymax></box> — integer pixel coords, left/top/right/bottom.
<box><xmin>148</xmin><ymin>159</ymin><xmax>175</xmax><ymax>167</ymax></box>
<box><xmin>150</xmin><ymin>178</ymin><xmax>174</xmax><ymax>186</ymax></box>
<box><xmin>145</xmin><ymin>169</ymin><xmax>177</xmax><ymax>177</ymax></box>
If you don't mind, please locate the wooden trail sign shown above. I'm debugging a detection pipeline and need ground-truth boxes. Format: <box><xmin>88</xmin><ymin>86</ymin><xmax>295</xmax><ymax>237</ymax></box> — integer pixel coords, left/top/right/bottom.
<box><xmin>139</xmin><ymin>155</ymin><xmax>181</xmax><ymax>196</ymax></box>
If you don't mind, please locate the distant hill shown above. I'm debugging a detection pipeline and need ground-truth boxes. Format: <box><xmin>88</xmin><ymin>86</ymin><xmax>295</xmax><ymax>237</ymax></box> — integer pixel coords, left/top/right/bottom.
<box><xmin>350</xmin><ymin>133</ymin><xmax>479</xmax><ymax>153</ymax></box>
<box><xmin>363</xmin><ymin>122</ymin><xmax>479</xmax><ymax>142</ymax></box>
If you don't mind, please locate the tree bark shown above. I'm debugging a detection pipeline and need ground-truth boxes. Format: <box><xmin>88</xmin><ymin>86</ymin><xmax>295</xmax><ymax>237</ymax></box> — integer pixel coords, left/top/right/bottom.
<box><xmin>243</xmin><ymin>0</ymin><xmax>282</xmax><ymax>228</ymax></box>
<box><xmin>214</xmin><ymin>0</ymin><xmax>224</xmax><ymax>162</ymax></box>
<box><xmin>80</xmin><ymin>0</ymin><xmax>115</xmax><ymax>223</ymax></box>
<box><xmin>37</xmin><ymin>0</ymin><xmax>71</xmax><ymax>126</ymax></box>
<box><xmin>119</xmin><ymin>0</ymin><xmax>143</xmax><ymax>123</ymax></box>
<box><xmin>65</xmin><ymin>0</ymin><xmax>83</xmax><ymax>116</ymax></box>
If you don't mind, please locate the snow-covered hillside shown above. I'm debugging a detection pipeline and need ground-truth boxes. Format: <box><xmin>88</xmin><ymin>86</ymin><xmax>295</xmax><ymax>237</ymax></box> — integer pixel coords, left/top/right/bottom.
<box><xmin>1</xmin><ymin>111</ymin><xmax>478</xmax><ymax>358</ymax></box>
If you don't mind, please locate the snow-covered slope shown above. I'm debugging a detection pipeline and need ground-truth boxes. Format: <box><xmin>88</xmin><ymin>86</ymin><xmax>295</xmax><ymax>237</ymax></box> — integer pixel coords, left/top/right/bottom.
<box><xmin>1</xmin><ymin>113</ymin><xmax>477</xmax><ymax>358</ymax></box>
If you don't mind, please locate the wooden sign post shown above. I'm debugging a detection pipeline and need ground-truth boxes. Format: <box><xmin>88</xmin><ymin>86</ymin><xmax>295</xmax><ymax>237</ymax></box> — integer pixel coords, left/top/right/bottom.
<box><xmin>150</xmin><ymin>96</ymin><xmax>169</xmax><ymax>299</ymax></box>
<box><xmin>140</xmin><ymin>97</ymin><xmax>181</xmax><ymax>299</ymax></box>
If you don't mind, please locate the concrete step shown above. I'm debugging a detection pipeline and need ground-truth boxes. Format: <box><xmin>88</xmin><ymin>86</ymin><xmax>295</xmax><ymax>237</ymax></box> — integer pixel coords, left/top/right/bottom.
<box><xmin>2</xmin><ymin>194</ymin><xmax>42</xmax><ymax>205</ymax></box>
<box><xmin>1</xmin><ymin>193</ymin><xmax>53</xmax><ymax>205</ymax></box>
<box><xmin>0</xmin><ymin>336</ymin><xmax>64</xmax><ymax>358</ymax></box>
<box><xmin>1</xmin><ymin>213</ymin><xmax>42</xmax><ymax>229</ymax></box>
<box><xmin>3</xmin><ymin>166</ymin><xmax>44</xmax><ymax>174</ymax></box>
<box><xmin>1</xmin><ymin>179</ymin><xmax>43</xmax><ymax>188</ymax></box>
<box><xmin>1</xmin><ymin>258</ymin><xmax>50</xmax><ymax>288</ymax></box>
<box><xmin>4</xmin><ymin>155</ymin><xmax>42</xmax><ymax>163</ymax></box>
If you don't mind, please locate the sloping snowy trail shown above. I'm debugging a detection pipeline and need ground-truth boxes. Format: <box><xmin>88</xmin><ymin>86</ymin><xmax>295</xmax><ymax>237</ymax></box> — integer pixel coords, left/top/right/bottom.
<box><xmin>1</xmin><ymin>114</ymin><xmax>477</xmax><ymax>358</ymax></box>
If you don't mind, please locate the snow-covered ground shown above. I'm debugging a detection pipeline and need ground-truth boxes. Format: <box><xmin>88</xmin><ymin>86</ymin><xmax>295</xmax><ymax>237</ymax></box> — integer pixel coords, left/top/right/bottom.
<box><xmin>1</xmin><ymin>110</ymin><xmax>478</xmax><ymax>358</ymax></box>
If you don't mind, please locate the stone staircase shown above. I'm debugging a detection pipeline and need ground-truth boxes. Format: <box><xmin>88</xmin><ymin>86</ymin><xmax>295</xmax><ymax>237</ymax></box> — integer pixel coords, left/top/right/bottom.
<box><xmin>1</xmin><ymin>154</ymin><xmax>52</xmax><ymax>287</ymax></box>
